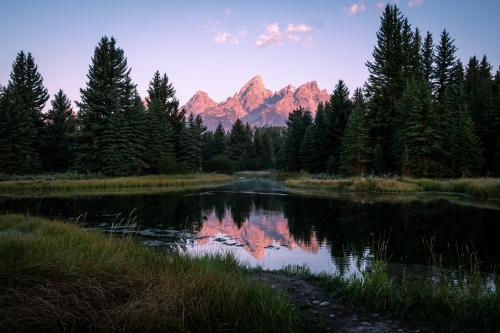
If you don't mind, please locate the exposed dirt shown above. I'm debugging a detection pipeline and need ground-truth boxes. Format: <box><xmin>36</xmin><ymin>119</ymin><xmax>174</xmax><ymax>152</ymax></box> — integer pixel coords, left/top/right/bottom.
<box><xmin>257</xmin><ymin>272</ymin><xmax>433</xmax><ymax>333</ymax></box>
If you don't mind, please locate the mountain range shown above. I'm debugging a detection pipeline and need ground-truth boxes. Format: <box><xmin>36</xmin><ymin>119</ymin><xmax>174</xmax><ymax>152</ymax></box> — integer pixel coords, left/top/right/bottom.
<box><xmin>181</xmin><ymin>75</ymin><xmax>329</xmax><ymax>129</ymax></box>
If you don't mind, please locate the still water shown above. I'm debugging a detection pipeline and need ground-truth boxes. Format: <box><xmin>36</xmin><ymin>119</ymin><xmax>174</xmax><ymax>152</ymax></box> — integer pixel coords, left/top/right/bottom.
<box><xmin>1</xmin><ymin>178</ymin><xmax>500</xmax><ymax>280</ymax></box>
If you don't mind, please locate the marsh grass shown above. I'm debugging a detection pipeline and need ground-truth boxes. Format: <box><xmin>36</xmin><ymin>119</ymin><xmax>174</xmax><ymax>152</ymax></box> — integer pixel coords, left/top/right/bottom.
<box><xmin>0</xmin><ymin>173</ymin><xmax>233</xmax><ymax>192</ymax></box>
<box><xmin>285</xmin><ymin>175</ymin><xmax>500</xmax><ymax>200</ymax></box>
<box><xmin>0</xmin><ymin>214</ymin><xmax>299</xmax><ymax>332</ymax></box>
<box><xmin>276</xmin><ymin>241</ymin><xmax>500</xmax><ymax>333</ymax></box>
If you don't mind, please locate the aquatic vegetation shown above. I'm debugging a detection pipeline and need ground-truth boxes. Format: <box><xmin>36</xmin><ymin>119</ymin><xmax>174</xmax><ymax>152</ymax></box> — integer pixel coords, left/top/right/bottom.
<box><xmin>285</xmin><ymin>175</ymin><xmax>500</xmax><ymax>200</ymax></box>
<box><xmin>0</xmin><ymin>173</ymin><xmax>233</xmax><ymax>191</ymax></box>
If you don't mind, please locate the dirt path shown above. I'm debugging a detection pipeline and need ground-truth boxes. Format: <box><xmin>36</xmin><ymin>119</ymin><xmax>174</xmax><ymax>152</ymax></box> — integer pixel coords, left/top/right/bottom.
<box><xmin>257</xmin><ymin>272</ymin><xmax>431</xmax><ymax>333</ymax></box>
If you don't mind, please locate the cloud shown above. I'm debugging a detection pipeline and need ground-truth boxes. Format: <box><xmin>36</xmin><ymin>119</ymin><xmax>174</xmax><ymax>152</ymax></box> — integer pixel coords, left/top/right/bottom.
<box><xmin>224</xmin><ymin>8</ymin><xmax>231</xmax><ymax>16</ymax></box>
<box><xmin>256</xmin><ymin>22</ymin><xmax>313</xmax><ymax>48</ymax></box>
<box><xmin>205</xmin><ymin>16</ymin><xmax>246</xmax><ymax>46</ymax></box>
<box><xmin>346</xmin><ymin>3</ymin><xmax>366</xmax><ymax>15</ymax></box>
<box><xmin>375</xmin><ymin>2</ymin><xmax>386</xmax><ymax>10</ymax></box>
<box><xmin>408</xmin><ymin>0</ymin><xmax>423</xmax><ymax>7</ymax></box>
<box><xmin>214</xmin><ymin>30</ymin><xmax>247</xmax><ymax>46</ymax></box>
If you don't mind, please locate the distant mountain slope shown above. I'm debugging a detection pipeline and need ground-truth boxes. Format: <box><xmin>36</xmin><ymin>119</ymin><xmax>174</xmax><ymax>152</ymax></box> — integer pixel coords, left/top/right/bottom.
<box><xmin>182</xmin><ymin>75</ymin><xmax>329</xmax><ymax>129</ymax></box>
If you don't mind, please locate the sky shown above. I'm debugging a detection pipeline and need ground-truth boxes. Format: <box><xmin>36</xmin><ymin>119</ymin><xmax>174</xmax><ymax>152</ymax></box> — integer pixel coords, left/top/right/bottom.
<box><xmin>1</xmin><ymin>0</ymin><xmax>499</xmax><ymax>106</ymax></box>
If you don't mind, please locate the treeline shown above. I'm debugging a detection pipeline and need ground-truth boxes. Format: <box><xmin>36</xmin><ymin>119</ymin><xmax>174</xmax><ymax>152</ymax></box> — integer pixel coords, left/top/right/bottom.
<box><xmin>1</xmin><ymin>5</ymin><xmax>499</xmax><ymax>178</ymax></box>
<box><xmin>0</xmin><ymin>37</ymin><xmax>282</xmax><ymax>176</ymax></box>
<box><xmin>276</xmin><ymin>5</ymin><xmax>500</xmax><ymax>177</ymax></box>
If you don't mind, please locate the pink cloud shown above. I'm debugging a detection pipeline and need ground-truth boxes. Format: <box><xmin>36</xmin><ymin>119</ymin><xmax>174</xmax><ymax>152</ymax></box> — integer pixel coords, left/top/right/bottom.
<box><xmin>347</xmin><ymin>3</ymin><xmax>366</xmax><ymax>15</ymax></box>
<box><xmin>214</xmin><ymin>30</ymin><xmax>247</xmax><ymax>46</ymax></box>
<box><xmin>256</xmin><ymin>22</ymin><xmax>313</xmax><ymax>48</ymax></box>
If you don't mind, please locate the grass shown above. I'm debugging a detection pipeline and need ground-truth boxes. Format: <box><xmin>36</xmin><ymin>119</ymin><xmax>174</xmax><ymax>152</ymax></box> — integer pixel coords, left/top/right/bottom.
<box><xmin>0</xmin><ymin>214</ymin><xmax>300</xmax><ymax>332</ymax></box>
<box><xmin>284</xmin><ymin>175</ymin><xmax>500</xmax><ymax>200</ymax></box>
<box><xmin>275</xmin><ymin>252</ymin><xmax>500</xmax><ymax>332</ymax></box>
<box><xmin>0</xmin><ymin>173</ymin><xmax>233</xmax><ymax>192</ymax></box>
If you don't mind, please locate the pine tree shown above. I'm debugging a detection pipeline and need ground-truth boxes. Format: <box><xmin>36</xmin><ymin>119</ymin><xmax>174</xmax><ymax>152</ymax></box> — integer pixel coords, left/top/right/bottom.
<box><xmin>421</xmin><ymin>32</ymin><xmax>435</xmax><ymax>85</ymax></box>
<box><xmin>212</xmin><ymin>123</ymin><xmax>227</xmax><ymax>156</ymax></box>
<box><xmin>311</xmin><ymin>102</ymin><xmax>329</xmax><ymax>171</ymax></box>
<box><xmin>434</xmin><ymin>30</ymin><xmax>457</xmax><ymax>102</ymax></box>
<box><xmin>40</xmin><ymin>90</ymin><xmax>76</xmax><ymax>172</ymax></box>
<box><xmin>326</xmin><ymin>80</ymin><xmax>353</xmax><ymax>173</ymax></box>
<box><xmin>145</xmin><ymin>71</ymin><xmax>176</xmax><ymax>172</ymax></box>
<box><xmin>300</xmin><ymin>125</ymin><xmax>319</xmax><ymax>173</ymax></box>
<box><xmin>284</xmin><ymin>108</ymin><xmax>313</xmax><ymax>171</ymax></box>
<box><xmin>465</xmin><ymin>56</ymin><xmax>497</xmax><ymax>175</ymax></box>
<box><xmin>365</xmin><ymin>4</ymin><xmax>405</xmax><ymax>173</ymax></box>
<box><xmin>254</xmin><ymin>127</ymin><xmax>274</xmax><ymax>169</ymax></box>
<box><xmin>397</xmin><ymin>78</ymin><xmax>443</xmax><ymax>177</ymax></box>
<box><xmin>229</xmin><ymin>119</ymin><xmax>254</xmax><ymax>170</ymax></box>
<box><xmin>0</xmin><ymin>51</ymin><xmax>48</xmax><ymax>174</ymax></box>
<box><xmin>146</xmin><ymin>71</ymin><xmax>185</xmax><ymax>161</ymax></box>
<box><xmin>494</xmin><ymin>68</ymin><xmax>500</xmax><ymax>174</ymax></box>
<box><xmin>76</xmin><ymin>36</ymin><xmax>137</xmax><ymax>175</ymax></box>
<box><xmin>339</xmin><ymin>93</ymin><xmax>370</xmax><ymax>177</ymax></box>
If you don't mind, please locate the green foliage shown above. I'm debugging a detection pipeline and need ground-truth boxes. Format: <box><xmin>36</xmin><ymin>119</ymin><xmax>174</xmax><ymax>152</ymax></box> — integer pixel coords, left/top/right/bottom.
<box><xmin>339</xmin><ymin>95</ymin><xmax>370</xmax><ymax>176</ymax></box>
<box><xmin>281</xmin><ymin>108</ymin><xmax>313</xmax><ymax>172</ymax></box>
<box><xmin>75</xmin><ymin>36</ymin><xmax>137</xmax><ymax>176</ymax></box>
<box><xmin>465</xmin><ymin>56</ymin><xmax>498</xmax><ymax>175</ymax></box>
<box><xmin>396</xmin><ymin>78</ymin><xmax>444</xmax><ymax>177</ymax></box>
<box><xmin>204</xmin><ymin>154</ymin><xmax>234</xmax><ymax>174</ymax></box>
<box><xmin>40</xmin><ymin>90</ymin><xmax>76</xmax><ymax>172</ymax></box>
<box><xmin>0</xmin><ymin>51</ymin><xmax>48</xmax><ymax>174</ymax></box>
<box><xmin>145</xmin><ymin>71</ymin><xmax>176</xmax><ymax>172</ymax></box>
<box><xmin>365</xmin><ymin>4</ymin><xmax>406</xmax><ymax>173</ymax></box>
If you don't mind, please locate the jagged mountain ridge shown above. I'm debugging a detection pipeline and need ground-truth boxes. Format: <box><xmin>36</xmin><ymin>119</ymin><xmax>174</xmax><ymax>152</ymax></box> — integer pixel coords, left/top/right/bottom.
<box><xmin>182</xmin><ymin>75</ymin><xmax>329</xmax><ymax>129</ymax></box>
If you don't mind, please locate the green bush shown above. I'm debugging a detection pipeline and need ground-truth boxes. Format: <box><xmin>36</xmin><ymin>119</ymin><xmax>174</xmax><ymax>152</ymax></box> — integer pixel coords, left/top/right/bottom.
<box><xmin>204</xmin><ymin>154</ymin><xmax>234</xmax><ymax>174</ymax></box>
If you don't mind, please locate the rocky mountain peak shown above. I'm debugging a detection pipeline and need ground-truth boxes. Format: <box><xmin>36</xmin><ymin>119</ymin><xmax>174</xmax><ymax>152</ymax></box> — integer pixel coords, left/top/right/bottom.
<box><xmin>238</xmin><ymin>75</ymin><xmax>272</xmax><ymax>112</ymax></box>
<box><xmin>183</xmin><ymin>76</ymin><xmax>330</xmax><ymax>129</ymax></box>
<box><xmin>184</xmin><ymin>90</ymin><xmax>217</xmax><ymax>114</ymax></box>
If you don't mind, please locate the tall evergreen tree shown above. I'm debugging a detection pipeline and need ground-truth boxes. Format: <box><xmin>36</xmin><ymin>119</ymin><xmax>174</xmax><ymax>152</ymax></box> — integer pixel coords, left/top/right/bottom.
<box><xmin>212</xmin><ymin>123</ymin><xmax>227</xmax><ymax>156</ymax></box>
<box><xmin>300</xmin><ymin>125</ymin><xmax>320</xmax><ymax>173</ymax></box>
<box><xmin>421</xmin><ymin>32</ymin><xmax>435</xmax><ymax>84</ymax></box>
<box><xmin>326</xmin><ymin>80</ymin><xmax>353</xmax><ymax>173</ymax></box>
<box><xmin>76</xmin><ymin>37</ymin><xmax>137</xmax><ymax>175</ymax></box>
<box><xmin>147</xmin><ymin>71</ymin><xmax>185</xmax><ymax>161</ymax></box>
<box><xmin>397</xmin><ymin>78</ymin><xmax>443</xmax><ymax>177</ymax></box>
<box><xmin>145</xmin><ymin>71</ymin><xmax>176</xmax><ymax>172</ymax></box>
<box><xmin>465</xmin><ymin>56</ymin><xmax>497</xmax><ymax>175</ymax></box>
<box><xmin>0</xmin><ymin>51</ymin><xmax>48</xmax><ymax>174</ymax></box>
<box><xmin>254</xmin><ymin>127</ymin><xmax>274</xmax><ymax>169</ymax></box>
<box><xmin>229</xmin><ymin>119</ymin><xmax>253</xmax><ymax>170</ymax></box>
<box><xmin>365</xmin><ymin>4</ymin><xmax>405</xmax><ymax>173</ymax></box>
<box><xmin>434</xmin><ymin>30</ymin><xmax>457</xmax><ymax>103</ymax></box>
<box><xmin>283</xmin><ymin>108</ymin><xmax>313</xmax><ymax>171</ymax></box>
<box><xmin>339</xmin><ymin>91</ymin><xmax>370</xmax><ymax>176</ymax></box>
<box><xmin>40</xmin><ymin>90</ymin><xmax>76</xmax><ymax>172</ymax></box>
<box><xmin>179</xmin><ymin>114</ymin><xmax>206</xmax><ymax>172</ymax></box>
<box><xmin>447</xmin><ymin>62</ymin><xmax>483</xmax><ymax>176</ymax></box>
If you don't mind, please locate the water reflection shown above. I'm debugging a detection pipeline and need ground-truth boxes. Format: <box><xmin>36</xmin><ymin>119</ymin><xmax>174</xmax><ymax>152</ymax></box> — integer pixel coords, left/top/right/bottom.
<box><xmin>1</xmin><ymin>188</ymin><xmax>500</xmax><ymax>279</ymax></box>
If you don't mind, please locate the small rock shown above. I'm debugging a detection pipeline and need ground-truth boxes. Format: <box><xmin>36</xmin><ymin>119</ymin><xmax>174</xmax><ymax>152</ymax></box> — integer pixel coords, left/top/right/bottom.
<box><xmin>319</xmin><ymin>301</ymin><xmax>330</xmax><ymax>307</ymax></box>
<box><xmin>312</xmin><ymin>300</ymin><xmax>320</xmax><ymax>305</ymax></box>
<box><xmin>329</xmin><ymin>314</ymin><xmax>336</xmax><ymax>318</ymax></box>
<box><xmin>361</xmin><ymin>322</ymin><xmax>372</xmax><ymax>326</ymax></box>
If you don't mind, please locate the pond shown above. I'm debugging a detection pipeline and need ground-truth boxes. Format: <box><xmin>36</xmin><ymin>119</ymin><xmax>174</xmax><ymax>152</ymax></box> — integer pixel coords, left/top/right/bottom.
<box><xmin>1</xmin><ymin>178</ymin><xmax>499</xmax><ymax>283</ymax></box>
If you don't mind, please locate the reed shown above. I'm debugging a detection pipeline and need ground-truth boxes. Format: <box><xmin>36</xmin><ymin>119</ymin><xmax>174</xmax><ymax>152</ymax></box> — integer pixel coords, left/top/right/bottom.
<box><xmin>0</xmin><ymin>214</ymin><xmax>299</xmax><ymax>332</ymax></box>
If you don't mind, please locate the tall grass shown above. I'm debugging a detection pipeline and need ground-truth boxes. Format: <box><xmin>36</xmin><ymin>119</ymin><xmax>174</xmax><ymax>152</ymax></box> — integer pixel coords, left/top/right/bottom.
<box><xmin>285</xmin><ymin>177</ymin><xmax>419</xmax><ymax>193</ymax></box>
<box><xmin>0</xmin><ymin>173</ymin><xmax>233</xmax><ymax>191</ymax></box>
<box><xmin>0</xmin><ymin>214</ymin><xmax>299</xmax><ymax>332</ymax></box>
<box><xmin>277</xmin><ymin>242</ymin><xmax>500</xmax><ymax>333</ymax></box>
<box><xmin>285</xmin><ymin>175</ymin><xmax>500</xmax><ymax>200</ymax></box>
